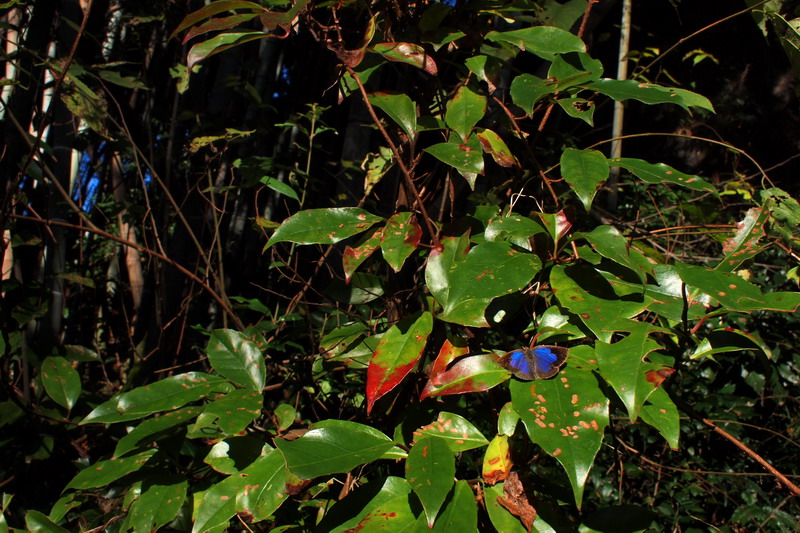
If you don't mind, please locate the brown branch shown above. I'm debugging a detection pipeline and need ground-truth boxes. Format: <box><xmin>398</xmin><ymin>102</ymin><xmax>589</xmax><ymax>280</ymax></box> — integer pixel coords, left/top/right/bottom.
<box><xmin>701</xmin><ymin>417</ymin><xmax>800</xmax><ymax>497</ymax></box>
<box><xmin>344</xmin><ymin>65</ymin><xmax>439</xmax><ymax>247</ymax></box>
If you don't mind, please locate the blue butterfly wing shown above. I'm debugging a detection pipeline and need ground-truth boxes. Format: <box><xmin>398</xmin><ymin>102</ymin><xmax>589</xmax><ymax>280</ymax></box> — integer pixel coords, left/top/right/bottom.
<box><xmin>506</xmin><ymin>349</ymin><xmax>534</xmax><ymax>379</ymax></box>
<box><xmin>531</xmin><ymin>346</ymin><xmax>568</xmax><ymax>379</ymax></box>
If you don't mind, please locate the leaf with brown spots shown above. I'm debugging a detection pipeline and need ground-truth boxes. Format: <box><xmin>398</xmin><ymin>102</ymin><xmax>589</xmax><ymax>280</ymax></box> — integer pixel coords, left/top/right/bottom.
<box><xmin>511</xmin><ymin>365</ymin><xmax>609</xmax><ymax>508</ymax></box>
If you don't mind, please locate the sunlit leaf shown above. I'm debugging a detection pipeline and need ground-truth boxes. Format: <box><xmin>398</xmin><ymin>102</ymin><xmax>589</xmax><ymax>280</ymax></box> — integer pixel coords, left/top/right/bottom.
<box><xmin>366</xmin><ymin>311</ymin><xmax>433</xmax><ymax>414</ymax></box>
<box><xmin>368</xmin><ymin>92</ymin><xmax>417</xmax><ymax>136</ymax></box>
<box><xmin>407</xmin><ymin>436</ymin><xmax>455</xmax><ymax>528</ymax></box>
<box><xmin>414</xmin><ymin>411</ymin><xmax>489</xmax><ymax>452</ymax></box>
<box><xmin>560</xmin><ymin>148</ymin><xmax>609</xmax><ymax>211</ymax></box>
<box><xmin>380</xmin><ymin>212</ymin><xmax>422</xmax><ymax>272</ymax></box>
<box><xmin>41</xmin><ymin>357</ymin><xmax>80</xmax><ymax>411</ymax></box>
<box><xmin>206</xmin><ymin>329</ymin><xmax>266</xmax><ymax>391</ymax></box>
<box><xmin>275</xmin><ymin>419</ymin><xmax>394</xmax><ymax>479</ymax></box>
<box><xmin>445</xmin><ymin>86</ymin><xmax>486</xmax><ymax>143</ymax></box>
<box><xmin>266</xmin><ymin>207</ymin><xmax>384</xmax><ymax>247</ymax></box>
<box><xmin>588</xmin><ymin>79</ymin><xmax>715</xmax><ymax>112</ymax></box>
<box><xmin>65</xmin><ymin>449</ymin><xmax>158</xmax><ymax>490</ymax></box>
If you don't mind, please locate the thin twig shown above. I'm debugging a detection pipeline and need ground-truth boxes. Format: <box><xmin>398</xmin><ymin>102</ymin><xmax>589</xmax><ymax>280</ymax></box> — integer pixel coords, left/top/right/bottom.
<box><xmin>345</xmin><ymin>65</ymin><xmax>439</xmax><ymax>246</ymax></box>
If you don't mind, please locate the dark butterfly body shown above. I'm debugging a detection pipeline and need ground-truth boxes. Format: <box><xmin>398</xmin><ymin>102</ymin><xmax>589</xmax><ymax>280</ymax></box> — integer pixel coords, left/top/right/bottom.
<box><xmin>499</xmin><ymin>345</ymin><xmax>569</xmax><ymax>380</ymax></box>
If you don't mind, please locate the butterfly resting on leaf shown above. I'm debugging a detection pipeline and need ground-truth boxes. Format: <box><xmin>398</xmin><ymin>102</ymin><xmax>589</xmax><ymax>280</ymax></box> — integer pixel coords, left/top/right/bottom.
<box><xmin>498</xmin><ymin>345</ymin><xmax>568</xmax><ymax>380</ymax></box>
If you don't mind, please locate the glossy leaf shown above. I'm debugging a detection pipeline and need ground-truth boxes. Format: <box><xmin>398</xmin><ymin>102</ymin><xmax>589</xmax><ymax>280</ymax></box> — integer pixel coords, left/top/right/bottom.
<box><xmin>425</xmin><ymin>480</ymin><xmax>478</xmax><ymax>532</ymax></box>
<box><xmin>122</xmin><ymin>476</ymin><xmax>187</xmax><ymax>533</ymax></box>
<box><xmin>426</xmin><ymin>338</ymin><xmax>470</xmax><ymax>381</ymax></box>
<box><xmin>511</xmin><ymin>366</ymin><xmax>610</xmax><ymax>507</ymax></box>
<box><xmin>169</xmin><ymin>0</ymin><xmax>264</xmax><ymax>40</ymax></box>
<box><xmin>420</xmin><ymin>354</ymin><xmax>510</xmax><ymax>399</ymax></box>
<box><xmin>548</xmin><ymin>52</ymin><xmax>604</xmax><ymax>88</ymax></box>
<box><xmin>181</xmin><ymin>13</ymin><xmax>259</xmax><ymax>44</ymax></box>
<box><xmin>587</xmin><ymin>79</ymin><xmax>715</xmax><ymax>112</ymax></box>
<box><xmin>114</xmin><ymin>406</ymin><xmax>202</xmax><ymax>457</ymax></box>
<box><xmin>366</xmin><ymin>311</ymin><xmax>432</xmax><ymax>414</ymax></box>
<box><xmin>465</xmin><ymin>55</ymin><xmax>501</xmax><ymax>92</ymax></box>
<box><xmin>206</xmin><ymin>329</ymin><xmax>265</xmax><ymax>391</ymax></box>
<box><xmin>192</xmin><ymin>472</ymin><xmax>246</xmax><ymax>533</ymax></box>
<box><xmin>486</xmin><ymin>26</ymin><xmax>586</xmax><ymax>58</ymax></box>
<box><xmin>368</xmin><ymin>92</ymin><xmax>417</xmax><ymax>136</ymax></box>
<box><xmin>484</xmin><ymin>484</ymin><xmax>528</xmax><ymax>533</ymax></box>
<box><xmin>557</xmin><ymin>97</ymin><xmax>595</xmax><ymax>125</ymax></box>
<box><xmin>24</xmin><ymin>511</ymin><xmax>69</xmax><ymax>533</ymax></box>
<box><xmin>551</xmin><ymin>263</ymin><xmax>649</xmax><ymax>341</ymax></box>
<box><xmin>41</xmin><ymin>356</ymin><xmax>80</xmax><ymax>411</ymax></box>
<box><xmin>343</xmin><ymin>228</ymin><xmax>383</xmax><ymax>282</ymax></box>
<box><xmin>595</xmin><ymin>321</ymin><xmax>673</xmax><ymax>422</ymax></box>
<box><xmin>266</xmin><ymin>207</ymin><xmax>383</xmax><ymax>247</ymax></box>
<box><xmin>187</xmin><ymin>31</ymin><xmax>269</xmax><ymax>69</ymax></box>
<box><xmin>510</xmin><ymin>74</ymin><xmax>556</xmax><ymax>115</ymax></box>
<box><xmin>406</xmin><ymin>436</ymin><xmax>455</xmax><ymax>527</ymax></box>
<box><xmin>482</xmin><ymin>434</ymin><xmax>511</xmax><ymax>485</ymax></box>
<box><xmin>485</xmin><ymin>213</ymin><xmax>546</xmax><ymax>250</ymax></box>
<box><xmin>690</xmin><ymin>327</ymin><xmax>765</xmax><ymax>360</ymax></box>
<box><xmin>413</xmin><ymin>411</ymin><xmax>489</xmax><ymax>452</ymax></box>
<box><xmin>445</xmin><ymin>86</ymin><xmax>486</xmax><ymax>142</ymax></box>
<box><xmin>425</xmin><ymin>240</ymin><xmax>541</xmax><ymax>327</ymax></box>
<box><xmin>581</xmin><ymin>225</ymin><xmax>653</xmax><ymax>284</ymax></box>
<box><xmin>81</xmin><ymin>373</ymin><xmax>232</xmax><ymax>424</ymax></box>
<box><xmin>477</xmin><ymin>128</ymin><xmax>519</xmax><ymax>167</ymax></box>
<box><xmin>203</xmin><ymin>437</ymin><xmax>264</xmax><ymax>474</ymax></box>
<box><xmin>380</xmin><ymin>212</ymin><xmax>422</xmax><ymax>272</ymax></box>
<box><xmin>612</xmin><ymin>157</ymin><xmax>717</xmax><ymax>195</ymax></box>
<box><xmin>372</xmin><ymin>42</ymin><xmax>437</xmax><ymax>74</ymax></box>
<box><xmin>675</xmin><ymin>262</ymin><xmax>800</xmax><ymax>312</ymax></box>
<box><xmin>316</xmin><ymin>477</ymin><xmax>415</xmax><ymax>532</ymax></box>
<box><xmin>639</xmin><ymin>387</ymin><xmax>680</xmax><ymax>449</ymax></box>
<box><xmin>560</xmin><ymin>148</ymin><xmax>609</xmax><ymax>211</ymax></box>
<box><xmin>187</xmin><ymin>388</ymin><xmax>263</xmax><ymax>438</ymax></box>
<box><xmin>236</xmin><ymin>448</ymin><xmax>289</xmax><ymax>521</ymax></box>
<box><xmin>65</xmin><ymin>449</ymin><xmax>157</xmax><ymax>490</ymax></box>
<box><xmin>424</xmin><ymin>134</ymin><xmax>484</xmax><ymax>188</ymax></box>
<box><xmin>717</xmin><ymin>206</ymin><xmax>768</xmax><ymax>272</ymax></box>
<box><xmin>275</xmin><ymin>419</ymin><xmax>394</xmax><ymax>479</ymax></box>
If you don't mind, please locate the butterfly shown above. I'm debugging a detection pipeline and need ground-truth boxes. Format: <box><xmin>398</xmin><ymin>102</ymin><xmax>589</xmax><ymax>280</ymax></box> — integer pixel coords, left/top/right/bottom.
<box><xmin>498</xmin><ymin>345</ymin><xmax>569</xmax><ymax>380</ymax></box>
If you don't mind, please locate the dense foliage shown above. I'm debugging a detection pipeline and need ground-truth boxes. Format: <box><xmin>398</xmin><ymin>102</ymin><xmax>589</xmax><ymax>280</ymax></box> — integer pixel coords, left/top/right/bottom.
<box><xmin>1</xmin><ymin>0</ymin><xmax>800</xmax><ymax>531</ymax></box>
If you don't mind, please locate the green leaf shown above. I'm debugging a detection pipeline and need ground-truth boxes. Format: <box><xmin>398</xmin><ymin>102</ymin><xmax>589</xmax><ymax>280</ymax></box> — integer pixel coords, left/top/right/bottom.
<box><xmin>580</xmin><ymin>225</ymin><xmax>653</xmax><ymax>284</ymax></box>
<box><xmin>557</xmin><ymin>97</ymin><xmax>595</xmax><ymax>126</ymax></box>
<box><xmin>187</xmin><ymin>389</ymin><xmax>263</xmax><ymax>439</ymax></box>
<box><xmin>275</xmin><ymin>419</ymin><xmax>394</xmax><ymax>479</ymax></box>
<box><xmin>122</xmin><ymin>476</ymin><xmax>187</xmax><ymax>533</ymax></box>
<box><xmin>206</xmin><ymin>329</ymin><xmax>265</xmax><ymax>391</ymax></box>
<box><xmin>366</xmin><ymin>312</ymin><xmax>433</xmax><ymax>414</ymax></box>
<box><xmin>690</xmin><ymin>328</ymin><xmax>765</xmax><ymax>361</ymax></box>
<box><xmin>266</xmin><ymin>207</ymin><xmax>383</xmax><ymax>247</ymax></box>
<box><xmin>595</xmin><ymin>321</ymin><xmax>673</xmax><ymax>422</ymax></box>
<box><xmin>192</xmin><ymin>472</ymin><xmax>246</xmax><ymax>533</ymax></box>
<box><xmin>612</xmin><ymin>157</ymin><xmax>718</xmax><ymax>196</ymax></box>
<box><xmin>485</xmin><ymin>213</ymin><xmax>547</xmax><ymax>250</ymax></box>
<box><xmin>24</xmin><ymin>511</ymin><xmax>69</xmax><ymax>533</ymax></box>
<box><xmin>426</xmin><ymin>240</ymin><xmax>541</xmax><ymax>327</ymax></box>
<box><xmin>65</xmin><ymin>449</ymin><xmax>157</xmax><ymax>490</ymax></box>
<box><xmin>477</xmin><ymin>129</ymin><xmax>519</xmax><ymax>167</ymax></box>
<box><xmin>40</xmin><ymin>356</ymin><xmax>81</xmax><ymax>411</ymax></box>
<box><xmin>484</xmin><ymin>484</ymin><xmax>528</xmax><ymax>533</ymax></box>
<box><xmin>81</xmin><ymin>372</ymin><xmax>232</xmax><ymax>424</ymax></box>
<box><xmin>407</xmin><ymin>436</ymin><xmax>455</xmax><ymax>528</ymax></box>
<box><xmin>510</xmin><ymin>74</ymin><xmax>556</xmax><ymax>115</ymax></box>
<box><xmin>114</xmin><ymin>406</ymin><xmax>203</xmax><ymax>457</ymax></box>
<box><xmin>587</xmin><ymin>79</ymin><xmax>715</xmax><ymax>112</ymax></box>
<box><xmin>445</xmin><ymin>86</ymin><xmax>487</xmax><ymax>142</ymax></box>
<box><xmin>368</xmin><ymin>92</ymin><xmax>417</xmax><ymax>136</ymax></box>
<box><xmin>511</xmin><ymin>365</ymin><xmax>609</xmax><ymax>507</ymax></box>
<box><xmin>203</xmin><ymin>437</ymin><xmax>265</xmax><ymax>474</ymax></box>
<box><xmin>426</xmin><ymin>480</ymin><xmax>478</xmax><ymax>532</ymax></box>
<box><xmin>639</xmin><ymin>388</ymin><xmax>680</xmax><ymax>449</ymax></box>
<box><xmin>260</xmin><ymin>176</ymin><xmax>299</xmax><ymax>201</ymax></box>
<box><xmin>372</xmin><ymin>42</ymin><xmax>437</xmax><ymax>74</ymax></box>
<box><xmin>414</xmin><ymin>412</ymin><xmax>489</xmax><ymax>452</ymax></box>
<box><xmin>560</xmin><ymin>148</ymin><xmax>609</xmax><ymax>211</ymax></box>
<box><xmin>234</xmin><ymin>448</ymin><xmax>289</xmax><ymax>520</ymax></box>
<box><xmin>316</xmin><ymin>477</ymin><xmax>415</xmax><ymax>532</ymax></box>
<box><xmin>548</xmin><ymin>52</ymin><xmax>604</xmax><ymax>89</ymax></box>
<box><xmin>424</xmin><ymin>134</ymin><xmax>484</xmax><ymax>188</ymax></box>
<box><xmin>187</xmin><ymin>31</ymin><xmax>270</xmax><ymax>69</ymax></box>
<box><xmin>485</xmin><ymin>26</ymin><xmax>586</xmax><ymax>58</ymax></box>
<box><xmin>381</xmin><ymin>212</ymin><xmax>422</xmax><ymax>272</ymax></box>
